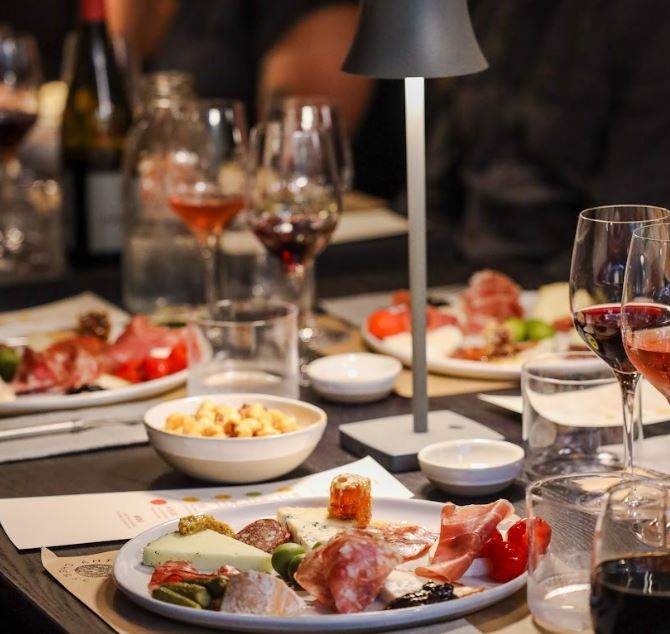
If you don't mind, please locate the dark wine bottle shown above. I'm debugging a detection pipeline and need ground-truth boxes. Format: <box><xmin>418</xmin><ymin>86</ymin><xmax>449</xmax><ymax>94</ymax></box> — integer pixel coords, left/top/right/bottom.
<box><xmin>61</xmin><ymin>0</ymin><xmax>131</xmax><ymax>264</ymax></box>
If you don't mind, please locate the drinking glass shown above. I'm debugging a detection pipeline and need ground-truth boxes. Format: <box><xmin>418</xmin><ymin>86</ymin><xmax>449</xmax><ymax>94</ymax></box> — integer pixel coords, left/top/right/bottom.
<box><xmin>527</xmin><ymin>472</ymin><xmax>628</xmax><ymax>634</ymax></box>
<box><xmin>0</xmin><ymin>33</ymin><xmax>41</xmax><ymax>182</ymax></box>
<box><xmin>248</xmin><ymin>122</ymin><xmax>342</xmax><ymax>354</ymax></box>
<box><xmin>570</xmin><ymin>205</ymin><xmax>670</xmax><ymax>474</ymax></box>
<box><xmin>187</xmin><ymin>299</ymin><xmax>299</xmax><ymax>399</ymax></box>
<box><xmin>590</xmin><ymin>477</ymin><xmax>670</xmax><ymax>634</ymax></box>
<box><xmin>266</xmin><ymin>95</ymin><xmax>354</xmax><ymax>192</ymax></box>
<box><xmin>166</xmin><ymin>99</ymin><xmax>247</xmax><ymax>309</ymax></box>
<box><xmin>522</xmin><ymin>352</ymin><xmax>626</xmax><ymax>479</ymax></box>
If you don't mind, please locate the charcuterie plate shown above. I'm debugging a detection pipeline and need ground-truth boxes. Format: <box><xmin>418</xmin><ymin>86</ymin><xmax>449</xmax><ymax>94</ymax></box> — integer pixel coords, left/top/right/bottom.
<box><xmin>114</xmin><ymin>496</ymin><xmax>526</xmax><ymax>633</ymax></box>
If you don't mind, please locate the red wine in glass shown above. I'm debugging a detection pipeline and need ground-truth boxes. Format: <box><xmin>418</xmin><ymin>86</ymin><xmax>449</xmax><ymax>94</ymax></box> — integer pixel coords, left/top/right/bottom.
<box><xmin>590</xmin><ymin>553</ymin><xmax>670</xmax><ymax>633</ymax></box>
<box><xmin>251</xmin><ymin>211</ymin><xmax>338</xmax><ymax>270</ymax></box>
<box><xmin>169</xmin><ymin>194</ymin><xmax>245</xmax><ymax>237</ymax></box>
<box><xmin>623</xmin><ymin>303</ymin><xmax>670</xmax><ymax>399</ymax></box>
<box><xmin>0</xmin><ymin>109</ymin><xmax>37</xmax><ymax>155</ymax></box>
<box><xmin>573</xmin><ymin>304</ymin><xmax>634</xmax><ymax>373</ymax></box>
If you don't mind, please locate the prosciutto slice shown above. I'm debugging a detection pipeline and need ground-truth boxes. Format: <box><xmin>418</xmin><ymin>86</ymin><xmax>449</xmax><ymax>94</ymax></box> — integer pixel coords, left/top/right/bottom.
<box><xmin>415</xmin><ymin>500</ymin><xmax>513</xmax><ymax>582</ymax></box>
<box><xmin>461</xmin><ymin>270</ymin><xmax>523</xmax><ymax>333</ymax></box>
<box><xmin>106</xmin><ymin>316</ymin><xmax>183</xmax><ymax>365</ymax></box>
<box><xmin>294</xmin><ymin>529</ymin><xmax>401</xmax><ymax>613</ymax></box>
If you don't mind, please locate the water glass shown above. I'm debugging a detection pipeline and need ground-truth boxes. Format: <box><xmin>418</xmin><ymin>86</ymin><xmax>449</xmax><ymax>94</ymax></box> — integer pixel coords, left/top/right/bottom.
<box><xmin>526</xmin><ymin>473</ymin><xmax>624</xmax><ymax>634</ymax></box>
<box><xmin>522</xmin><ymin>352</ymin><xmax>634</xmax><ymax>479</ymax></box>
<box><xmin>187</xmin><ymin>299</ymin><xmax>299</xmax><ymax>399</ymax></box>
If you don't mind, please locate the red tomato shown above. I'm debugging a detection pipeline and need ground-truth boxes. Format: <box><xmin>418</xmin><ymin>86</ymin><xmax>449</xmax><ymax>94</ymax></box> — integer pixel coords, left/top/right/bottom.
<box><xmin>114</xmin><ymin>360</ymin><xmax>144</xmax><ymax>383</ymax></box>
<box><xmin>479</xmin><ymin>530</ymin><xmax>503</xmax><ymax>558</ymax></box>
<box><xmin>168</xmin><ymin>342</ymin><xmax>187</xmax><ymax>373</ymax></box>
<box><xmin>507</xmin><ymin>518</ymin><xmax>552</xmax><ymax>555</ymax></box>
<box><xmin>143</xmin><ymin>356</ymin><xmax>171</xmax><ymax>381</ymax></box>
<box><xmin>488</xmin><ymin>540</ymin><xmax>527</xmax><ymax>583</ymax></box>
<box><xmin>367</xmin><ymin>307</ymin><xmax>408</xmax><ymax>339</ymax></box>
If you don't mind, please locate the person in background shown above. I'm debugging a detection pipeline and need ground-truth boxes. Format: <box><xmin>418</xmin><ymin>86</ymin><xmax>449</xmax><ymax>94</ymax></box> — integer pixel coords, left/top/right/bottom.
<box><xmin>106</xmin><ymin>0</ymin><xmax>404</xmax><ymax>198</ymax></box>
<box><xmin>424</xmin><ymin>0</ymin><xmax>670</xmax><ymax>276</ymax></box>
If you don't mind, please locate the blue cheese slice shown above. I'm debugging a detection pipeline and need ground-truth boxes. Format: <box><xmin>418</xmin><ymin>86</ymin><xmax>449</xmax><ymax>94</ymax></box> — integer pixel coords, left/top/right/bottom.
<box><xmin>142</xmin><ymin>529</ymin><xmax>272</xmax><ymax>572</ymax></box>
<box><xmin>276</xmin><ymin>507</ymin><xmax>355</xmax><ymax>550</ymax></box>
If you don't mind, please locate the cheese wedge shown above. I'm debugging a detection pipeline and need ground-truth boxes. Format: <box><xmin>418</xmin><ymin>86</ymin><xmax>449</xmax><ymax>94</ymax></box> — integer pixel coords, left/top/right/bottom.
<box><xmin>142</xmin><ymin>529</ymin><xmax>272</xmax><ymax>572</ymax></box>
<box><xmin>220</xmin><ymin>570</ymin><xmax>305</xmax><ymax>616</ymax></box>
<box><xmin>276</xmin><ymin>507</ymin><xmax>355</xmax><ymax>549</ymax></box>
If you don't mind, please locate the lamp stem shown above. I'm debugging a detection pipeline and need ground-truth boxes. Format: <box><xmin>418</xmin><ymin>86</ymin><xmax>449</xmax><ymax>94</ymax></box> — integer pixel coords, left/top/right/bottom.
<box><xmin>405</xmin><ymin>77</ymin><xmax>428</xmax><ymax>434</ymax></box>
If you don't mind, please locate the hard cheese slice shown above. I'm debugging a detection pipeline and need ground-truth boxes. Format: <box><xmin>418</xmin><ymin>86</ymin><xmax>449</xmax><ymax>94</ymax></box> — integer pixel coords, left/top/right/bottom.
<box><xmin>143</xmin><ymin>529</ymin><xmax>272</xmax><ymax>572</ymax></box>
<box><xmin>277</xmin><ymin>507</ymin><xmax>355</xmax><ymax>550</ymax></box>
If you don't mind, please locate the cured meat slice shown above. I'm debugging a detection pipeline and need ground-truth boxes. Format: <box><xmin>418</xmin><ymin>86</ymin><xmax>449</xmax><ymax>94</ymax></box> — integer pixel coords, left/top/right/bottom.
<box><xmin>235</xmin><ymin>519</ymin><xmax>291</xmax><ymax>553</ymax></box>
<box><xmin>366</xmin><ymin>523</ymin><xmax>437</xmax><ymax>561</ymax></box>
<box><xmin>415</xmin><ymin>500</ymin><xmax>513</xmax><ymax>583</ymax></box>
<box><xmin>294</xmin><ymin>529</ymin><xmax>401</xmax><ymax>613</ymax></box>
<box><xmin>107</xmin><ymin>316</ymin><xmax>184</xmax><ymax>365</ymax></box>
<box><xmin>148</xmin><ymin>560</ymin><xmax>237</xmax><ymax>589</ymax></box>
<box><xmin>461</xmin><ymin>270</ymin><xmax>523</xmax><ymax>333</ymax></box>
<box><xmin>11</xmin><ymin>348</ymin><xmax>59</xmax><ymax>394</ymax></box>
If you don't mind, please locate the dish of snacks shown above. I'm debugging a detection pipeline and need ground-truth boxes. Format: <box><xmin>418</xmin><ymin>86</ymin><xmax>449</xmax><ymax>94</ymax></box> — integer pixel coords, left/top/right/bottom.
<box><xmin>0</xmin><ymin>312</ymin><xmax>193</xmax><ymax>414</ymax></box>
<box><xmin>114</xmin><ymin>473</ymin><xmax>544</xmax><ymax>631</ymax></box>
<box><xmin>362</xmin><ymin>270</ymin><xmax>589</xmax><ymax>379</ymax></box>
<box><xmin>164</xmin><ymin>401</ymin><xmax>300</xmax><ymax>438</ymax></box>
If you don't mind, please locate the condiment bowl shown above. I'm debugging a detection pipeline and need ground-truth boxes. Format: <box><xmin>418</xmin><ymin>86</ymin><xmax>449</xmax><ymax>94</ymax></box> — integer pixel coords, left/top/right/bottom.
<box><xmin>144</xmin><ymin>393</ymin><xmax>327</xmax><ymax>483</ymax></box>
<box><xmin>306</xmin><ymin>353</ymin><xmax>401</xmax><ymax>403</ymax></box>
<box><xmin>418</xmin><ymin>439</ymin><xmax>524</xmax><ymax>496</ymax></box>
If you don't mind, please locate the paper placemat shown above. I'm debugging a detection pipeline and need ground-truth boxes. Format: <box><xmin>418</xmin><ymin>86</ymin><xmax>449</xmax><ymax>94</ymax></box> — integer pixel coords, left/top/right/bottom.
<box><xmin>0</xmin><ymin>457</ymin><xmax>411</xmax><ymax>550</ymax></box>
<box><xmin>41</xmin><ymin>548</ymin><xmax>541</xmax><ymax>634</ymax></box>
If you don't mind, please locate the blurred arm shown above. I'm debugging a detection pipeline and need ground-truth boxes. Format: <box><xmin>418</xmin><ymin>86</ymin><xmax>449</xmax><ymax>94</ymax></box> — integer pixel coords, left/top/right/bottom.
<box><xmin>258</xmin><ymin>4</ymin><xmax>373</xmax><ymax>133</ymax></box>
<box><xmin>105</xmin><ymin>0</ymin><xmax>178</xmax><ymax>59</ymax></box>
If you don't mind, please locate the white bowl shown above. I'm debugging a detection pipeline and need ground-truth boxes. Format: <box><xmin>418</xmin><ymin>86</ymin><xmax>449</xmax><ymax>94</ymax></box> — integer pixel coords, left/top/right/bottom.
<box><xmin>418</xmin><ymin>439</ymin><xmax>524</xmax><ymax>496</ymax></box>
<box><xmin>144</xmin><ymin>393</ymin><xmax>327</xmax><ymax>483</ymax></box>
<box><xmin>306</xmin><ymin>353</ymin><xmax>401</xmax><ymax>403</ymax></box>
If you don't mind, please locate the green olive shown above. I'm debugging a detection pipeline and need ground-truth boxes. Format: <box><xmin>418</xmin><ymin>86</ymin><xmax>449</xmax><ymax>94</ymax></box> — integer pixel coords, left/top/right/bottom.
<box><xmin>287</xmin><ymin>553</ymin><xmax>306</xmax><ymax>584</ymax></box>
<box><xmin>526</xmin><ymin>319</ymin><xmax>556</xmax><ymax>341</ymax></box>
<box><xmin>312</xmin><ymin>541</ymin><xmax>324</xmax><ymax>550</ymax></box>
<box><xmin>503</xmin><ymin>318</ymin><xmax>528</xmax><ymax>342</ymax></box>
<box><xmin>271</xmin><ymin>542</ymin><xmax>304</xmax><ymax>577</ymax></box>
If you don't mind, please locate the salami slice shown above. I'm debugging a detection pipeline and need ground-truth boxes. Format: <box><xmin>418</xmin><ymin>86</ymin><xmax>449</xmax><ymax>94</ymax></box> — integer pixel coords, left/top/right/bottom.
<box><xmin>295</xmin><ymin>529</ymin><xmax>401</xmax><ymax>614</ymax></box>
<box><xmin>235</xmin><ymin>519</ymin><xmax>291</xmax><ymax>553</ymax></box>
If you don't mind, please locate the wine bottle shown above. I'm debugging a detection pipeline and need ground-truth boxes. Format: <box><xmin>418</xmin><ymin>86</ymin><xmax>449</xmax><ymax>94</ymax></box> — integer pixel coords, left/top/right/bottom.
<box><xmin>61</xmin><ymin>0</ymin><xmax>131</xmax><ymax>264</ymax></box>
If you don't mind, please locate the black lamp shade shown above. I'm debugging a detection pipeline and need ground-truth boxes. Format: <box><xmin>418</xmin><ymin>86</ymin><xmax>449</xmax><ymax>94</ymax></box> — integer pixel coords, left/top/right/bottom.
<box><xmin>343</xmin><ymin>0</ymin><xmax>487</xmax><ymax>79</ymax></box>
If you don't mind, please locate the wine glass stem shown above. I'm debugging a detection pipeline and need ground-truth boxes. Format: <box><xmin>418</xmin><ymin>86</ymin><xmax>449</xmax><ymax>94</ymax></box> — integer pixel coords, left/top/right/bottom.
<box><xmin>287</xmin><ymin>264</ymin><xmax>315</xmax><ymax>341</ymax></box>
<box><xmin>616</xmin><ymin>371</ymin><xmax>640</xmax><ymax>474</ymax></box>
<box><xmin>202</xmin><ymin>233</ymin><xmax>223</xmax><ymax>311</ymax></box>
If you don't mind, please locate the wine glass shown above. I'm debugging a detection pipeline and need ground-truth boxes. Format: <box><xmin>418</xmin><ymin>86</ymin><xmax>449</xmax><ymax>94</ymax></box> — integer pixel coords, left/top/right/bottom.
<box><xmin>266</xmin><ymin>95</ymin><xmax>354</xmax><ymax>192</ymax></box>
<box><xmin>590</xmin><ymin>476</ymin><xmax>670</xmax><ymax>633</ymax></box>
<box><xmin>0</xmin><ymin>33</ymin><xmax>41</xmax><ymax>182</ymax></box>
<box><xmin>248</xmin><ymin>121</ymin><xmax>342</xmax><ymax>359</ymax></box>
<box><xmin>570</xmin><ymin>205</ymin><xmax>670</xmax><ymax>474</ymax></box>
<box><xmin>166</xmin><ymin>99</ymin><xmax>247</xmax><ymax>309</ymax></box>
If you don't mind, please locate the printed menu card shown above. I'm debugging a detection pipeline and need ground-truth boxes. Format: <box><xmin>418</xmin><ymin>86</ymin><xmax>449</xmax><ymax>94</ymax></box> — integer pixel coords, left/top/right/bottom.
<box><xmin>0</xmin><ymin>457</ymin><xmax>412</xmax><ymax>549</ymax></box>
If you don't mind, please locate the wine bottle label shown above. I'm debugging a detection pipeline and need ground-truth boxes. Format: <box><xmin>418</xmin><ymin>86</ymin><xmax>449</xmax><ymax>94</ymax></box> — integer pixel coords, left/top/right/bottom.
<box><xmin>86</xmin><ymin>172</ymin><xmax>123</xmax><ymax>254</ymax></box>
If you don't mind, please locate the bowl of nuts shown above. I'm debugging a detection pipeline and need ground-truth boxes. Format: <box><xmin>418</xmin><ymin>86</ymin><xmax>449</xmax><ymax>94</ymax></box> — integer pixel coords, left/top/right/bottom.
<box><xmin>144</xmin><ymin>394</ymin><xmax>327</xmax><ymax>483</ymax></box>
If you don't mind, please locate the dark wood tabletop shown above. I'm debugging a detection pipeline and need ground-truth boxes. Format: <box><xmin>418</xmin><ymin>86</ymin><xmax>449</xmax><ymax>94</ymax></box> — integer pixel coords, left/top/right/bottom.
<box><xmin>0</xmin><ymin>244</ymin><xmax>547</xmax><ymax>634</ymax></box>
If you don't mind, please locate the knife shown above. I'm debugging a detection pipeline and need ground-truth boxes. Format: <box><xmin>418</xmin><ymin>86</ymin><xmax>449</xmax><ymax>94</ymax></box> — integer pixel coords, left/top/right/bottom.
<box><xmin>0</xmin><ymin>418</ymin><xmax>142</xmax><ymax>441</ymax></box>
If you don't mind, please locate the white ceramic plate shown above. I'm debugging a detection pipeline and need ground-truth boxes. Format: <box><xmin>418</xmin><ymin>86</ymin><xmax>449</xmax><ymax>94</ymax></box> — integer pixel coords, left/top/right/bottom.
<box><xmin>0</xmin><ymin>369</ymin><xmax>186</xmax><ymax>415</ymax></box>
<box><xmin>362</xmin><ymin>290</ymin><xmax>558</xmax><ymax>380</ymax></box>
<box><xmin>114</xmin><ymin>496</ymin><xmax>526</xmax><ymax>633</ymax></box>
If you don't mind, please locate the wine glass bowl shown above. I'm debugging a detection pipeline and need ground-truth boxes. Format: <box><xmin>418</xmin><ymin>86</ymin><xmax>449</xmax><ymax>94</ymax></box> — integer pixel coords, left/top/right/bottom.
<box><xmin>166</xmin><ymin>99</ymin><xmax>247</xmax><ymax>306</ymax></box>
<box><xmin>570</xmin><ymin>205</ymin><xmax>670</xmax><ymax>473</ymax></box>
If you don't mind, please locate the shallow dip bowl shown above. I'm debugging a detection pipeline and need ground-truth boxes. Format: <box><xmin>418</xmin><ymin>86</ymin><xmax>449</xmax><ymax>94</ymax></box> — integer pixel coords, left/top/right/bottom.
<box><xmin>144</xmin><ymin>394</ymin><xmax>327</xmax><ymax>483</ymax></box>
<box><xmin>418</xmin><ymin>439</ymin><xmax>524</xmax><ymax>496</ymax></box>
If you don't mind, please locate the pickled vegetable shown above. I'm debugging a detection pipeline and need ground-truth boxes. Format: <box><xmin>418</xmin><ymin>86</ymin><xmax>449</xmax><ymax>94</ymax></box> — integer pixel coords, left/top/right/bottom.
<box><xmin>328</xmin><ymin>474</ymin><xmax>372</xmax><ymax>528</ymax></box>
<box><xmin>503</xmin><ymin>318</ymin><xmax>527</xmax><ymax>342</ymax></box>
<box><xmin>287</xmin><ymin>553</ymin><xmax>305</xmax><ymax>584</ymax></box>
<box><xmin>526</xmin><ymin>319</ymin><xmax>555</xmax><ymax>341</ymax></box>
<box><xmin>152</xmin><ymin>585</ymin><xmax>202</xmax><ymax>609</ymax></box>
<box><xmin>160</xmin><ymin>582</ymin><xmax>211</xmax><ymax>608</ymax></box>
<box><xmin>0</xmin><ymin>346</ymin><xmax>19</xmax><ymax>382</ymax></box>
<box><xmin>272</xmin><ymin>542</ymin><xmax>305</xmax><ymax>577</ymax></box>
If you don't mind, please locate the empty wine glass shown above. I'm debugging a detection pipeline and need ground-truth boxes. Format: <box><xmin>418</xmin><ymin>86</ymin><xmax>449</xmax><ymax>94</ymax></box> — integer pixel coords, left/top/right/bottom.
<box><xmin>166</xmin><ymin>99</ymin><xmax>247</xmax><ymax>309</ymax></box>
<box><xmin>248</xmin><ymin>121</ymin><xmax>341</xmax><ymax>362</ymax></box>
<box><xmin>0</xmin><ymin>32</ymin><xmax>41</xmax><ymax>182</ymax></box>
<box><xmin>570</xmin><ymin>205</ymin><xmax>670</xmax><ymax>474</ymax></box>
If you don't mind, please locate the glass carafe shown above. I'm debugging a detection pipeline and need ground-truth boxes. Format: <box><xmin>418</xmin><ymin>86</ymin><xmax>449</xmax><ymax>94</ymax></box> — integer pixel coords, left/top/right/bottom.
<box><xmin>122</xmin><ymin>71</ymin><xmax>204</xmax><ymax>314</ymax></box>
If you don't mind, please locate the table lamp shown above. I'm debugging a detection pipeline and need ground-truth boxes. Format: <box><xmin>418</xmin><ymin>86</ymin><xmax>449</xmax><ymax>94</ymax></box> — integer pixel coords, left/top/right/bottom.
<box><xmin>338</xmin><ymin>0</ymin><xmax>489</xmax><ymax>470</ymax></box>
